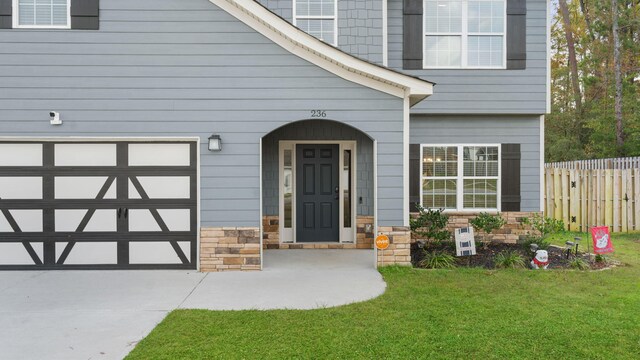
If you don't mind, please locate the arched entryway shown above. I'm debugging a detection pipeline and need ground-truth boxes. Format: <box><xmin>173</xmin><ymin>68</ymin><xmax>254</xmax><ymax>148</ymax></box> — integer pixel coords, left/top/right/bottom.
<box><xmin>261</xmin><ymin>119</ymin><xmax>376</xmax><ymax>251</ymax></box>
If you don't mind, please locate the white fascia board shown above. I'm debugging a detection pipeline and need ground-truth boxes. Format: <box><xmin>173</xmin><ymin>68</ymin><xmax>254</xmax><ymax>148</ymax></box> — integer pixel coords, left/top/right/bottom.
<box><xmin>210</xmin><ymin>0</ymin><xmax>433</xmax><ymax>104</ymax></box>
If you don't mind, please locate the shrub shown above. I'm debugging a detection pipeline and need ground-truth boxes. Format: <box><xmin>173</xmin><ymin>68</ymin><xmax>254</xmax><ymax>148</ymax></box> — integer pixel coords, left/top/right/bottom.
<box><xmin>521</xmin><ymin>213</ymin><xmax>565</xmax><ymax>239</ymax></box>
<box><xmin>569</xmin><ymin>258</ymin><xmax>590</xmax><ymax>270</ymax></box>
<box><xmin>595</xmin><ymin>254</ymin><xmax>607</xmax><ymax>264</ymax></box>
<box><xmin>410</xmin><ymin>204</ymin><xmax>451</xmax><ymax>242</ymax></box>
<box><xmin>418</xmin><ymin>251</ymin><xmax>457</xmax><ymax>269</ymax></box>
<box><xmin>494</xmin><ymin>251</ymin><xmax>526</xmax><ymax>269</ymax></box>
<box><xmin>469</xmin><ymin>212</ymin><xmax>506</xmax><ymax>249</ymax></box>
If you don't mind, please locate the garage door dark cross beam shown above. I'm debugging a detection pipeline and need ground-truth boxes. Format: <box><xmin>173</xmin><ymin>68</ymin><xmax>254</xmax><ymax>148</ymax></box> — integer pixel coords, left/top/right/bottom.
<box><xmin>0</xmin><ymin>208</ymin><xmax>43</xmax><ymax>265</ymax></box>
<box><xmin>0</xmin><ymin>141</ymin><xmax>198</xmax><ymax>270</ymax></box>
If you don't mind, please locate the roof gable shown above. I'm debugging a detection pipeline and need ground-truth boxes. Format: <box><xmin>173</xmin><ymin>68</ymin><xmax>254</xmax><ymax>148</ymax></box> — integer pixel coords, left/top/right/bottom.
<box><xmin>210</xmin><ymin>0</ymin><xmax>433</xmax><ymax>106</ymax></box>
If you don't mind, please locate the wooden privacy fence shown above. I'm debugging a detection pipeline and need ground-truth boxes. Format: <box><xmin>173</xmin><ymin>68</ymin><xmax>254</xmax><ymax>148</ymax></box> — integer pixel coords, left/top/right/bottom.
<box><xmin>546</xmin><ymin>157</ymin><xmax>640</xmax><ymax>170</ymax></box>
<box><xmin>544</xmin><ymin>168</ymin><xmax>640</xmax><ymax>233</ymax></box>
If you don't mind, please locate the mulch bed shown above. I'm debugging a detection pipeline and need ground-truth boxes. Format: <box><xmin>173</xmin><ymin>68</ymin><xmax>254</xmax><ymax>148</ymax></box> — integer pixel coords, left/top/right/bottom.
<box><xmin>411</xmin><ymin>241</ymin><xmax>613</xmax><ymax>270</ymax></box>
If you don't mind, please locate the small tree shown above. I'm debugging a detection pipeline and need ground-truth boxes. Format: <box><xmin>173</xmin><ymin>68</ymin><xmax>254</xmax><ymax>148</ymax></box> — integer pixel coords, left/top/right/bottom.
<box><xmin>409</xmin><ymin>204</ymin><xmax>451</xmax><ymax>243</ymax></box>
<box><xmin>469</xmin><ymin>212</ymin><xmax>506</xmax><ymax>249</ymax></box>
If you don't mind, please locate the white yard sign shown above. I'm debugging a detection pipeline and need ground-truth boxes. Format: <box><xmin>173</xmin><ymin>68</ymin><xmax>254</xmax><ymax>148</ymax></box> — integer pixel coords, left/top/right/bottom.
<box><xmin>455</xmin><ymin>227</ymin><xmax>477</xmax><ymax>257</ymax></box>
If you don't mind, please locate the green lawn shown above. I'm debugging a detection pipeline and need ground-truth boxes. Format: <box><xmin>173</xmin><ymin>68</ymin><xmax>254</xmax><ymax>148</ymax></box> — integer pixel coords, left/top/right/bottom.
<box><xmin>127</xmin><ymin>233</ymin><xmax>640</xmax><ymax>359</ymax></box>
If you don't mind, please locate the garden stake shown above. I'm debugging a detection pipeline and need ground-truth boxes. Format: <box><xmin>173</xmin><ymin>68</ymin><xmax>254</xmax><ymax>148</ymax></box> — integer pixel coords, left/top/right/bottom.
<box><xmin>529</xmin><ymin>243</ymin><xmax>538</xmax><ymax>265</ymax></box>
<box><xmin>574</xmin><ymin>237</ymin><xmax>581</xmax><ymax>258</ymax></box>
<box><xmin>565</xmin><ymin>241</ymin><xmax>575</xmax><ymax>259</ymax></box>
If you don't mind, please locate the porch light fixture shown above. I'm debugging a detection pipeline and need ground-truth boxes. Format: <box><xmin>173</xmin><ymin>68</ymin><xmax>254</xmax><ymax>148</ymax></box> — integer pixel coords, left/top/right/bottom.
<box><xmin>208</xmin><ymin>134</ymin><xmax>222</xmax><ymax>152</ymax></box>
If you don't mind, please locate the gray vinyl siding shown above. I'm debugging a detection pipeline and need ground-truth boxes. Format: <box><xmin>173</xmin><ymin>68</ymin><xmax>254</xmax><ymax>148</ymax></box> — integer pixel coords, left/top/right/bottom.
<box><xmin>410</xmin><ymin>115</ymin><xmax>541</xmax><ymax>211</ymax></box>
<box><xmin>262</xmin><ymin>120</ymin><xmax>374</xmax><ymax>216</ymax></box>
<box><xmin>257</xmin><ymin>0</ymin><xmax>384</xmax><ymax>65</ymax></box>
<box><xmin>388</xmin><ymin>0</ymin><xmax>548</xmax><ymax>114</ymax></box>
<box><xmin>0</xmin><ymin>0</ymin><xmax>405</xmax><ymax>227</ymax></box>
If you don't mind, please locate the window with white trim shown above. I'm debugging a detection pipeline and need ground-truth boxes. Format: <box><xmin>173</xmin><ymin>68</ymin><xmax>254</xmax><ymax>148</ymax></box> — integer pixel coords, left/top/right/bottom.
<box><xmin>421</xmin><ymin>145</ymin><xmax>500</xmax><ymax>211</ymax></box>
<box><xmin>423</xmin><ymin>0</ymin><xmax>505</xmax><ymax>69</ymax></box>
<box><xmin>14</xmin><ymin>0</ymin><xmax>70</xmax><ymax>28</ymax></box>
<box><xmin>294</xmin><ymin>0</ymin><xmax>337</xmax><ymax>46</ymax></box>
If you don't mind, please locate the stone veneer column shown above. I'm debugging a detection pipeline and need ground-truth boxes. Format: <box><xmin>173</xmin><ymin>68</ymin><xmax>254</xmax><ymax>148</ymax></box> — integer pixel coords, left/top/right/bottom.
<box><xmin>200</xmin><ymin>227</ymin><xmax>261</xmax><ymax>272</ymax></box>
<box><xmin>356</xmin><ymin>216</ymin><xmax>375</xmax><ymax>249</ymax></box>
<box><xmin>376</xmin><ymin>226</ymin><xmax>411</xmax><ymax>267</ymax></box>
<box><xmin>262</xmin><ymin>216</ymin><xmax>280</xmax><ymax>248</ymax></box>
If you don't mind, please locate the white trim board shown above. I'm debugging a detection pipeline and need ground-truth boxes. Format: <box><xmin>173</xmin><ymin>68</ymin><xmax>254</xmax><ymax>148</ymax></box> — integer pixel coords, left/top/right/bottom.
<box><xmin>373</xmin><ymin>140</ymin><xmax>378</xmax><ymax>268</ymax></box>
<box><xmin>546</xmin><ymin>0</ymin><xmax>552</xmax><ymax>114</ymax></box>
<box><xmin>403</xmin><ymin>95</ymin><xmax>410</xmax><ymax>226</ymax></box>
<box><xmin>382</xmin><ymin>0</ymin><xmax>388</xmax><ymax>67</ymax></box>
<box><xmin>209</xmin><ymin>0</ymin><xmax>433</xmax><ymax>106</ymax></box>
<box><xmin>540</xmin><ymin>115</ymin><xmax>545</xmax><ymax>212</ymax></box>
<box><xmin>0</xmin><ymin>137</ymin><xmax>200</xmax><ymax>142</ymax></box>
<box><xmin>259</xmin><ymin>137</ymin><xmax>264</xmax><ymax>269</ymax></box>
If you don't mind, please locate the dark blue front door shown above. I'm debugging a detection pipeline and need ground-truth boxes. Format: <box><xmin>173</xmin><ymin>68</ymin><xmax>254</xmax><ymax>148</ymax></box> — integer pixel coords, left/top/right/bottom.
<box><xmin>296</xmin><ymin>144</ymin><xmax>339</xmax><ymax>242</ymax></box>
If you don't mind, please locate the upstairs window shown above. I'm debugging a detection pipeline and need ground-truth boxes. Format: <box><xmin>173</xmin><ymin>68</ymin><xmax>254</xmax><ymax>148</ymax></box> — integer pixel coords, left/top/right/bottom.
<box><xmin>424</xmin><ymin>0</ymin><xmax>505</xmax><ymax>69</ymax></box>
<box><xmin>14</xmin><ymin>0</ymin><xmax>70</xmax><ymax>28</ymax></box>
<box><xmin>294</xmin><ymin>0</ymin><xmax>337</xmax><ymax>46</ymax></box>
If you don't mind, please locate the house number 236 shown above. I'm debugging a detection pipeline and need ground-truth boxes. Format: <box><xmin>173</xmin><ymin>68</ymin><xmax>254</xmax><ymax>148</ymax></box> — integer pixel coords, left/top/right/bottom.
<box><xmin>310</xmin><ymin>110</ymin><xmax>327</xmax><ymax>118</ymax></box>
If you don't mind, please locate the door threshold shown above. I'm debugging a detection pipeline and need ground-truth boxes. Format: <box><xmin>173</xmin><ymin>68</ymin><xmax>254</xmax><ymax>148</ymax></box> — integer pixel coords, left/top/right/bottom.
<box><xmin>295</xmin><ymin>242</ymin><xmax>341</xmax><ymax>244</ymax></box>
<box><xmin>267</xmin><ymin>243</ymin><xmax>361</xmax><ymax>250</ymax></box>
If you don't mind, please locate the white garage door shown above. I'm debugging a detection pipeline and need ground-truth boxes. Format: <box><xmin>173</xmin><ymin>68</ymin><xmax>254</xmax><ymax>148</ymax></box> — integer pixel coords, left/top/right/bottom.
<box><xmin>0</xmin><ymin>140</ymin><xmax>198</xmax><ymax>270</ymax></box>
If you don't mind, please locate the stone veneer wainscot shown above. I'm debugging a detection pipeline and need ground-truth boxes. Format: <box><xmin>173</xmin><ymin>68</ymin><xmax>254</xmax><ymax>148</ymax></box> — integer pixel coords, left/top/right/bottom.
<box><xmin>200</xmin><ymin>227</ymin><xmax>261</xmax><ymax>272</ymax></box>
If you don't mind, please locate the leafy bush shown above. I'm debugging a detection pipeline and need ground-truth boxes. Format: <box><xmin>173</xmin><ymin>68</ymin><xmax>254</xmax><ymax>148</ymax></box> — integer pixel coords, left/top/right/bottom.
<box><xmin>521</xmin><ymin>213</ymin><xmax>565</xmax><ymax>238</ymax></box>
<box><xmin>569</xmin><ymin>258</ymin><xmax>590</xmax><ymax>270</ymax></box>
<box><xmin>418</xmin><ymin>251</ymin><xmax>457</xmax><ymax>269</ymax></box>
<box><xmin>595</xmin><ymin>254</ymin><xmax>608</xmax><ymax>264</ymax></box>
<box><xmin>470</xmin><ymin>212</ymin><xmax>507</xmax><ymax>234</ymax></box>
<box><xmin>469</xmin><ymin>212</ymin><xmax>506</xmax><ymax>249</ymax></box>
<box><xmin>410</xmin><ymin>204</ymin><xmax>451</xmax><ymax>242</ymax></box>
<box><xmin>494</xmin><ymin>251</ymin><xmax>526</xmax><ymax>269</ymax></box>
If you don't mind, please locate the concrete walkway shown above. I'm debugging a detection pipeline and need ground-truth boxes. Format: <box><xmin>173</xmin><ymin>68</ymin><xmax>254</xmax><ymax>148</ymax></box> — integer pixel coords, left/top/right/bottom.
<box><xmin>183</xmin><ymin>249</ymin><xmax>385</xmax><ymax>310</ymax></box>
<box><xmin>0</xmin><ymin>250</ymin><xmax>384</xmax><ymax>360</ymax></box>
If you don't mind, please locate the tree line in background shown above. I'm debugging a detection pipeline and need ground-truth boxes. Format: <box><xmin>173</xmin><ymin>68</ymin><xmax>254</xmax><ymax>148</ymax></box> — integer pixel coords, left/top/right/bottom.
<box><xmin>547</xmin><ymin>0</ymin><xmax>640</xmax><ymax>162</ymax></box>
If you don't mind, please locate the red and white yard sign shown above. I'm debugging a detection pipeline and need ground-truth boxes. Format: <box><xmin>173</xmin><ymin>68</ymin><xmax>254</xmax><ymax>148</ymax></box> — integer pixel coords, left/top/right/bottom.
<box><xmin>590</xmin><ymin>226</ymin><xmax>614</xmax><ymax>254</ymax></box>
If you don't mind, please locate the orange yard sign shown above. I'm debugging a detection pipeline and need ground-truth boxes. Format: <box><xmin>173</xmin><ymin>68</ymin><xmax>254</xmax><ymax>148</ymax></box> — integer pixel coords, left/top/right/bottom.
<box><xmin>375</xmin><ymin>234</ymin><xmax>390</xmax><ymax>250</ymax></box>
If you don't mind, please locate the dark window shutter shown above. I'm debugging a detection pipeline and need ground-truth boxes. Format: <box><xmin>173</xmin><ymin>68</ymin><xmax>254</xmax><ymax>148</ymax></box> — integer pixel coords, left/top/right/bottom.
<box><xmin>0</xmin><ymin>0</ymin><xmax>11</xmax><ymax>29</ymax></box>
<box><xmin>403</xmin><ymin>0</ymin><xmax>423</xmax><ymax>70</ymax></box>
<box><xmin>409</xmin><ymin>144</ymin><xmax>421</xmax><ymax>212</ymax></box>
<box><xmin>501</xmin><ymin>144</ymin><xmax>521</xmax><ymax>211</ymax></box>
<box><xmin>506</xmin><ymin>0</ymin><xmax>527</xmax><ymax>70</ymax></box>
<box><xmin>71</xmin><ymin>0</ymin><xmax>99</xmax><ymax>30</ymax></box>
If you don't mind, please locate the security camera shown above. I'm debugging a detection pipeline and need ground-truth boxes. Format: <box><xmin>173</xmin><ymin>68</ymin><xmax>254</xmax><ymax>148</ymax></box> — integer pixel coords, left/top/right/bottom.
<box><xmin>49</xmin><ymin>111</ymin><xmax>62</xmax><ymax>125</ymax></box>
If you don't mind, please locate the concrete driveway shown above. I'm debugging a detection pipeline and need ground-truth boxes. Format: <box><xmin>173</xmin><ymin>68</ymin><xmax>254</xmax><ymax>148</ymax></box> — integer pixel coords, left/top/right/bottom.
<box><xmin>0</xmin><ymin>250</ymin><xmax>384</xmax><ymax>360</ymax></box>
